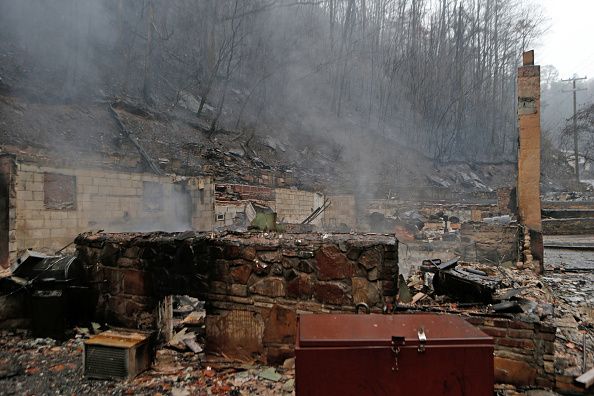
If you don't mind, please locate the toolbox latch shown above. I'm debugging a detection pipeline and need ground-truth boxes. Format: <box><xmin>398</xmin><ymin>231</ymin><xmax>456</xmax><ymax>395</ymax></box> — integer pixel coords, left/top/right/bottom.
<box><xmin>391</xmin><ymin>336</ymin><xmax>405</xmax><ymax>371</ymax></box>
<box><xmin>417</xmin><ymin>327</ymin><xmax>426</xmax><ymax>353</ymax></box>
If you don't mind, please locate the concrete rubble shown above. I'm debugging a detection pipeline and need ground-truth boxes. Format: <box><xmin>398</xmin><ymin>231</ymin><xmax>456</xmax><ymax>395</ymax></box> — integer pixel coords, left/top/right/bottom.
<box><xmin>0</xmin><ymin>223</ymin><xmax>591</xmax><ymax>395</ymax></box>
<box><xmin>0</xmin><ymin>329</ymin><xmax>297</xmax><ymax>395</ymax></box>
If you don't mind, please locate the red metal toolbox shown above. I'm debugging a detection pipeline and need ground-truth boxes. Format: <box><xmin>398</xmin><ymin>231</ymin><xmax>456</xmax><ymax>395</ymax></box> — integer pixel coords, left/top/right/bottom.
<box><xmin>295</xmin><ymin>313</ymin><xmax>493</xmax><ymax>396</ymax></box>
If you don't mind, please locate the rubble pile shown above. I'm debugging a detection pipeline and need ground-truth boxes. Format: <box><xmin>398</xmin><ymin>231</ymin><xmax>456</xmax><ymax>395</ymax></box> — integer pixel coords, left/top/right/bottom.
<box><xmin>1</xmin><ymin>235</ymin><xmax>593</xmax><ymax>394</ymax></box>
<box><xmin>163</xmin><ymin>295</ymin><xmax>206</xmax><ymax>356</ymax></box>
<box><xmin>0</xmin><ymin>329</ymin><xmax>296</xmax><ymax>395</ymax></box>
<box><xmin>112</xmin><ymin>109</ymin><xmax>346</xmax><ymax>193</ymax></box>
<box><xmin>402</xmin><ymin>259</ymin><xmax>553</xmax><ymax>317</ymax></box>
<box><xmin>402</xmin><ymin>260</ymin><xmax>559</xmax><ymax>390</ymax></box>
<box><xmin>401</xmin><ymin>255</ymin><xmax>594</xmax><ymax>394</ymax></box>
<box><xmin>542</xmin><ymin>245</ymin><xmax>594</xmax><ymax>394</ymax></box>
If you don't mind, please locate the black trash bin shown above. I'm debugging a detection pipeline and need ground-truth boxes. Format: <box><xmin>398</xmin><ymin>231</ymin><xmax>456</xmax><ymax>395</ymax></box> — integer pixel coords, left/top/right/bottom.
<box><xmin>30</xmin><ymin>289</ymin><xmax>66</xmax><ymax>340</ymax></box>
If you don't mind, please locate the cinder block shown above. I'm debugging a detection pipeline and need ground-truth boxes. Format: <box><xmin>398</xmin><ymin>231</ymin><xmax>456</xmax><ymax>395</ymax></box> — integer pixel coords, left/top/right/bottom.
<box><xmin>18</xmin><ymin>190</ymin><xmax>33</xmax><ymax>201</ymax></box>
<box><xmin>30</xmin><ymin>228</ymin><xmax>51</xmax><ymax>239</ymax></box>
<box><xmin>49</xmin><ymin>211</ymin><xmax>67</xmax><ymax>220</ymax></box>
<box><xmin>110</xmin><ymin>179</ymin><xmax>124</xmax><ymax>188</ymax></box>
<box><xmin>27</xmin><ymin>182</ymin><xmax>44</xmax><ymax>192</ymax></box>
<box><xmin>61</xmin><ymin>218</ymin><xmax>78</xmax><ymax>228</ymax></box>
<box><xmin>78</xmin><ymin>176</ymin><xmax>92</xmax><ymax>185</ymax></box>
<box><xmin>82</xmin><ymin>184</ymin><xmax>97</xmax><ymax>194</ymax></box>
<box><xmin>24</xmin><ymin>200</ymin><xmax>44</xmax><ymax>210</ymax></box>
<box><xmin>19</xmin><ymin>171</ymin><xmax>34</xmax><ymax>182</ymax></box>
<box><xmin>122</xmin><ymin>187</ymin><xmax>137</xmax><ymax>196</ymax></box>
<box><xmin>24</xmin><ymin>219</ymin><xmax>44</xmax><ymax>229</ymax></box>
<box><xmin>50</xmin><ymin>228</ymin><xmax>71</xmax><ymax>238</ymax></box>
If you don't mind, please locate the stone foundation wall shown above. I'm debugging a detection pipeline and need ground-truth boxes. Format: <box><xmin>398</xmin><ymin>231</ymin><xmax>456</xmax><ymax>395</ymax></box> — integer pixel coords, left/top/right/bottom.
<box><xmin>75</xmin><ymin>232</ymin><xmax>398</xmax><ymax>363</ymax></box>
<box><xmin>465</xmin><ymin>315</ymin><xmax>556</xmax><ymax>389</ymax></box>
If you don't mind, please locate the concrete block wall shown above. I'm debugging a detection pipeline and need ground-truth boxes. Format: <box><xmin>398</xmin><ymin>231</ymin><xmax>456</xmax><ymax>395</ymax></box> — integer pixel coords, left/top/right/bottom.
<box><xmin>0</xmin><ymin>155</ymin><xmax>16</xmax><ymax>268</ymax></box>
<box><xmin>323</xmin><ymin>194</ymin><xmax>356</xmax><ymax>230</ymax></box>
<box><xmin>275</xmin><ymin>188</ymin><xmax>324</xmax><ymax>225</ymax></box>
<box><xmin>186</xmin><ymin>177</ymin><xmax>215</xmax><ymax>232</ymax></box>
<box><xmin>214</xmin><ymin>184</ymin><xmax>326</xmax><ymax>228</ymax></box>
<box><xmin>13</xmin><ymin>163</ymin><xmax>214</xmax><ymax>255</ymax></box>
<box><xmin>75</xmin><ymin>231</ymin><xmax>399</xmax><ymax>364</ymax></box>
<box><xmin>215</xmin><ymin>202</ymin><xmax>248</xmax><ymax>227</ymax></box>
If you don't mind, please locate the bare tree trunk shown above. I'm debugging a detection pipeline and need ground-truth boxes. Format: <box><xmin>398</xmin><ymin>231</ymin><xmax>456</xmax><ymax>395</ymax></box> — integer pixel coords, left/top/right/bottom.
<box><xmin>210</xmin><ymin>0</ymin><xmax>241</xmax><ymax>132</ymax></box>
<box><xmin>142</xmin><ymin>0</ymin><xmax>155</xmax><ymax>105</ymax></box>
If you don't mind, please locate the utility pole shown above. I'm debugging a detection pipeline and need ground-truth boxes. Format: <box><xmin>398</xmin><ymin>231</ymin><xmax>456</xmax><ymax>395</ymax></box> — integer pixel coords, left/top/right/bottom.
<box><xmin>562</xmin><ymin>76</ymin><xmax>587</xmax><ymax>183</ymax></box>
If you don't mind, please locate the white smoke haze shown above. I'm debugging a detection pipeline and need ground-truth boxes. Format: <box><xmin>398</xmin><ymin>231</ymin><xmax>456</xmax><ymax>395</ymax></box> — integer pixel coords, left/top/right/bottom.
<box><xmin>0</xmin><ymin>0</ymin><xmax>548</xmax><ymax>205</ymax></box>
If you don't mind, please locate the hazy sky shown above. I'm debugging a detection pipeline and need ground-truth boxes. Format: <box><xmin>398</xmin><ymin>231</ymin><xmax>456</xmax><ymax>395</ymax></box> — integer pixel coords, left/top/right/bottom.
<box><xmin>537</xmin><ymin>0</ymin><xmax>594</xmax><ymax>79</ymax></box>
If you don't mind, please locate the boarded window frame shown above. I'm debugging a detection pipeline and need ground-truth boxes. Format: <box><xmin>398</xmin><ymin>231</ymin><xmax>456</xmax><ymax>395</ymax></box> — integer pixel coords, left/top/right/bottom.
<box><xmin>143</xmin><ymin>181</ymin><xmax>164</xmax><ymax>212</ymax></box>
<box><xmin>44</xmin><ymin>173</ymin><xmax>77</xmax><ymax>210</ymax></box>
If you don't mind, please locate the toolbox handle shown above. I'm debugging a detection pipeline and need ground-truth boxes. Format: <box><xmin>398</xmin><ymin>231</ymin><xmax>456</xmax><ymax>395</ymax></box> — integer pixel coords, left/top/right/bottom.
<box><xmin>417</xmin><ymin>327</ymin><xmax>427</xmax><ymax>353</ymax></box>
<box><xmin>355</xmin><ymin>302</ymin><xmax>370</xmax><ymax>314</ymax></box>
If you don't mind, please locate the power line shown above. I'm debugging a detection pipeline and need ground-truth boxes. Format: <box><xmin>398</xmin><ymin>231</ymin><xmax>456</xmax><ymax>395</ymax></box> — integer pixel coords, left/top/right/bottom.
<box><xmin>561</xmin><ymin>76</ymin><xmax>587</xmax><ymax>183</ymax></box>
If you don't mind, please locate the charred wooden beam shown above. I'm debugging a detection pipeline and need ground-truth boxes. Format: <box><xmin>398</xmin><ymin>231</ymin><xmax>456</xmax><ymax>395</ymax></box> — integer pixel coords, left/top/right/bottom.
<box><xmin>433</xmin><ymin>268</ymin><xmax>499</xmax><ymax>303</ymax></box>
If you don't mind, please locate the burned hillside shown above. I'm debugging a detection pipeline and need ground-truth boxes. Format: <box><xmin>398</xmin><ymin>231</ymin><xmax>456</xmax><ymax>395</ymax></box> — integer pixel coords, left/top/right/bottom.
<box><xmin>0</xmin><ymin>0</ymin><xmax>579</xmax><ymax>197</ymax></box>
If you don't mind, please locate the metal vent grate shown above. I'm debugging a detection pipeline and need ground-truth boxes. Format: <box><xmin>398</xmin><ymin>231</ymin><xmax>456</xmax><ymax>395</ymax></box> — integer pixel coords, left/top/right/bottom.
<box><xmin>85</xmin><ymin>345</ymin><xmax>128</xmax><ymax>379</ymax></box>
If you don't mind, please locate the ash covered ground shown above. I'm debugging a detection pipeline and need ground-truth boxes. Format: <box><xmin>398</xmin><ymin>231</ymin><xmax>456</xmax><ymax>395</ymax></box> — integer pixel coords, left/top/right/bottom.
<box><xmin>0</xmin><ymin>331</ymin><xmax>295</xmax><ymax>396</ymax></box>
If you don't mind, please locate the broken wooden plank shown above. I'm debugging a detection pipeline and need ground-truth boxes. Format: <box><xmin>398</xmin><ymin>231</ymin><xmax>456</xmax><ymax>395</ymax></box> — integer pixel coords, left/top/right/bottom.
<box><xmin>411</xmin><ymin>292</ymin><xmax>426</xmax><ymax>304</ymax></box>
<box><xmin>576</xmin><ymin>367</ymin><xmax>594</xmax><ymax>389</ymax></box>
<box><xmin>183</xmin><ymin>337</ymin><xmax>203</xmax><ymax>354</ymax></box>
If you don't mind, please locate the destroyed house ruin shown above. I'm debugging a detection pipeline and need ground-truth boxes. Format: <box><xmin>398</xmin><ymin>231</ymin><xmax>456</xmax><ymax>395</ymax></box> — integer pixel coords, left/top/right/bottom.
<box><xmin>0</xmin><ymin>151</ymin><xmax>360</xmax><ymax>268</ymax></box>
<box><xmin>0</xmin><ymin>153</ymin><xmax>214</xmax><ymax>268</ymax></box>
<box><xmin>1</xmin><ymin>52</ymin><xmax>594</xmax><ymax>395</ymax></box>
<box><xmin>0</xmin><ymin>99</ymin><xmax>349</xmax><ymax>267</ymax></box>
